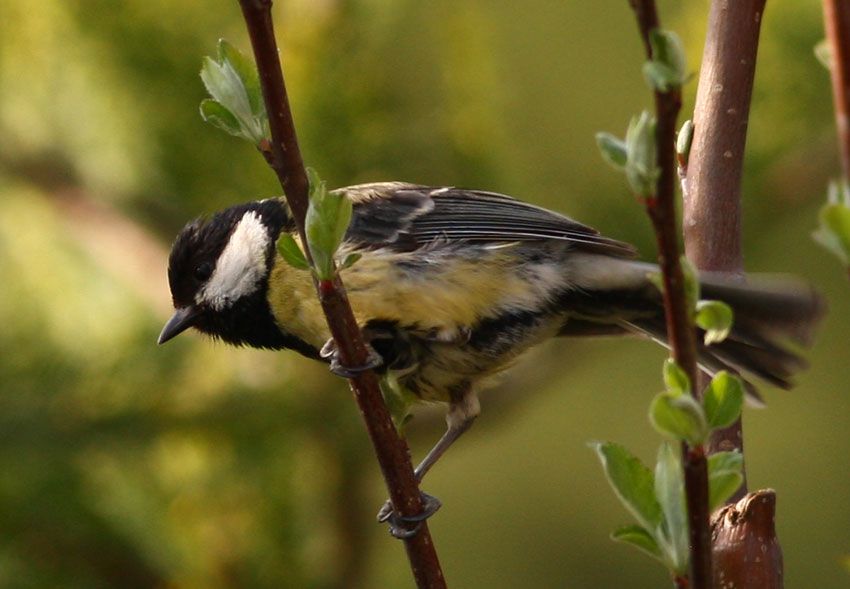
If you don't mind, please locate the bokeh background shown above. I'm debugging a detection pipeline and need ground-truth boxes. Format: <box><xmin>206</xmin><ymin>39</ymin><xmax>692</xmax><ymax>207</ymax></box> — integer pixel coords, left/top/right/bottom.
<box><xmin>1</xmin><ymin>0</ymin><xmax>847</xmax><ymax>587</ymax></box>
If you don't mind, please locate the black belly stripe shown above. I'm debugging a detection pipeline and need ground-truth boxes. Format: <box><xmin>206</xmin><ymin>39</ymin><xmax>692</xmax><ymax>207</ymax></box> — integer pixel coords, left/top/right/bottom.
<box><xmin>467</xmin><ymin>309</ymin><xmax>548</xmax><ymax>356</ymax></box>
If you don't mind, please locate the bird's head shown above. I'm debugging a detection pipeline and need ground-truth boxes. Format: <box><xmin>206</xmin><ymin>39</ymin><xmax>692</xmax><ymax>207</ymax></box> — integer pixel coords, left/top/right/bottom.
<box><xmin>158</xmin><ymin>199</ymin><xmax>293</xmax><ymax>348</ymax></box>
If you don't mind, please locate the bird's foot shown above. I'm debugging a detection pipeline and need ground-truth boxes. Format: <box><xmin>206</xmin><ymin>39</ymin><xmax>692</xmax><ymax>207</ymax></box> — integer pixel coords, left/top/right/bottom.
<box><xmin>376</xmin><ymin>492</ymin><xmax>442</xmax><ymax>539</ymax></box>
<box><xmin>319</xmin><ymin>338</ymin><xmax>383</xmax><ymax>378</ymax></box>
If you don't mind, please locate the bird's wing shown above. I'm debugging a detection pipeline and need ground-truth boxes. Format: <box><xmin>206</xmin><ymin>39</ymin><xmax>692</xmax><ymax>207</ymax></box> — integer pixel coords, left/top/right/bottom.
<box><xmin>338</xmin><ymin>183</ymin><xmax>637</xmax><ymax>258</ymax></box>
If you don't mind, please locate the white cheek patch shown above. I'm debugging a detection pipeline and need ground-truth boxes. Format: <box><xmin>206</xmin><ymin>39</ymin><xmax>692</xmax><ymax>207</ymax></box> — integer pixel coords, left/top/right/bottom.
<box><xmin>198</xmin><ymin>211</ymin><xmax>270</xmax><ymax>310</ymax></box>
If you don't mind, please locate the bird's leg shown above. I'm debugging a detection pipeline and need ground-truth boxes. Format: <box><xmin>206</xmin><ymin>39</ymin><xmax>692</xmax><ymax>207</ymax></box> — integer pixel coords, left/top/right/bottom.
<box><xmin>377</xmin><ymin>392</ymin><xmax>480</xmax><ymax>538</ymax></box>
<box><xmin>412</xmin><ymin>403</ymin><xmax>478</xmax><ymax>481</ymax></box>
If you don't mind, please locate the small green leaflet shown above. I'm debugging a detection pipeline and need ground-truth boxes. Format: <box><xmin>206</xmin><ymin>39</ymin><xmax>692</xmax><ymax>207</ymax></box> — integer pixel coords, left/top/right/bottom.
<box><xmin>702</xmin><ymin>371</ymin><xmax>744</xmax><ymax>430</ymax></box>
<box><xmin>707</xmin><ymin>451</ymin><xmax>744</xmax><ymax>510</ymax></box>
<box><xmin>305</xmin><ymin>168</ymin><xmax>353</xmax><ymax>281</ymax></box>
<box><xmin>596</xmin><ymin>132</ymin><xmax>628</xmax><ymax>169</ymax></box>
<box><xmin>695</xmin><ymin>300</ymin><xmax>733</xmax><ymax>345</ymax></box>
<box><xmin>276</xmin><ymin>233</ymin><xmax>309</xmax><ymax>270</ymax></box>
<box><xmin>199</xmin><ymin>39</ymin><xmax>268</xmax><ymax>144</ymax></box>
<box><xmin>676</xmin><ymin>120</ymin><xmax>694</xmax><ymax>161</ymax></box>
<box><xmin>611</xmin><ymin>525</ymin><xmax>663</xmax><ymax>562</ymax></box>
<box><xmin>624</xmin><ymin>111</ymin><xmax>659</xmax><ymax>198</ymax></box>
<box><xmin>649</xmin><ymin>391</ymin><xmax>708</xmax><ymax>446</ymax></box>
<box><xmin>379</xmin><ymin>372</ymin><xmax>416</xmax><ymax>434</ymax></box>
<box><xmin>643</xmin><ymin>29</ymin><xmax>691</xmax><ymax>92</ymax></box>
<box><xmin>813</xmin><ymin>179</ymin><xmax>850</xmax><ymax>267</ymax></box>
<box><xmin>662</xmin><ymin>359</ymin><xmax>690</xmax><ymax>397</ymax></box>
<box><xmin>590</xmin><ymin>442</ymin><xmax>663</xmax><ymax>532</ymax></box>
<box><xmin>654</xmin><ymin>443</ymin><xmax>688</xmax><ymax>575</ymax></box>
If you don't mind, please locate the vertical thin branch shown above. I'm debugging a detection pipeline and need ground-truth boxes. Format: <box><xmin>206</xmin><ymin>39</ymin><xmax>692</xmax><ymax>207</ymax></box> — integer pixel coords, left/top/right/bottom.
<box><xmin>628</xmin><ymin>2</ymin><xmax>712</xmax><ymax>588</ymax></box>
<box><xmin>684</xmin><ymin>2</ymin><xmax>784</xmax><ymax>588</ymax></box>
<box><xmin>235</xmin><ymin>2</ymin><xmax>446</xmax><ymax>587</ymax></box>
<box><xmin>823</xmin><ymin>0</ymin><xmax>850</xmax><ymax>181</ymax></box>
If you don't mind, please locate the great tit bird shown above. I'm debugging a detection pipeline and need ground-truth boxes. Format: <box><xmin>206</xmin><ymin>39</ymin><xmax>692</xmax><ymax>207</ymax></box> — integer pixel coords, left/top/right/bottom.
<box><xmin>159</xmin><ymin>182</ymin><xmax>822</xmax><ymax>525</ymax></box>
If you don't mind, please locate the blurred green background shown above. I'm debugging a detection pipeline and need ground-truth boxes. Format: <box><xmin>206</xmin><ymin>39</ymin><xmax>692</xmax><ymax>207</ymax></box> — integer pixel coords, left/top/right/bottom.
<box><xmin>0</xmin><ymin>0</ymin><xmax>847</xmax><ymax>587</ymax></box>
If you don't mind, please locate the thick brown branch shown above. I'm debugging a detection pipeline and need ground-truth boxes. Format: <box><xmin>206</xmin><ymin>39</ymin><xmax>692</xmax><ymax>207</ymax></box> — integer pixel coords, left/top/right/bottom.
<box><xmin>824</xmin><ymin>0</ymin><xmax>850</xmax><ymax>181</ymax></box>
<box><xmin>683</xmin><ymin>2</ymin><xmax>781</xmax><ymax>587</ymax></box>
<box><xmin>686</xmin><ymin>0</ymin><xmax>767</xmax><ymax>501</ymax></box>
<box><xmin>628</xmin><ymin>2</ymin><xmax>711</xmax><ymax>587</ymax></box>
<box><xmin>236</xmin><ymin>2</ymin><xmax>446</xmax><ymax>587</ymax></box>
<box><xmin>712</xmin><ymin>490</ymin><xmax>783</xmax><ymax>588</ymax></box>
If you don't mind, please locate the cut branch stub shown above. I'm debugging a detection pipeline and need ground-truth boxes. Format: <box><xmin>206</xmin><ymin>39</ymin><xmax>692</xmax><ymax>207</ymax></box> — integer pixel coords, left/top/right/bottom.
<box><xmin>711</xmin><ymin>489</ymin><xmax>784</xmax><ymax>589</ymax></box>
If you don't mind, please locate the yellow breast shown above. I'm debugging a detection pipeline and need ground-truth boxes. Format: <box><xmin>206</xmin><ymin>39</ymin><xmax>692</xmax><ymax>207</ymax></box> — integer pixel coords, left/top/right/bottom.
<box><xmin>266</xmin><ymin>241</ymin><xmax>545</xmax><ymax>348</ymax></box>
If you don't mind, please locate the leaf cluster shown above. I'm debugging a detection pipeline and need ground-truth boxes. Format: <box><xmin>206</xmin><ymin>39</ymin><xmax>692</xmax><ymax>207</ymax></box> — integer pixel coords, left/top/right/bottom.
<box><xmin>200</xmin><ymin>39</ymin><xmax>269</xmax><ymax>145</ymax></box>
<box><xmin>592</xmin><ymin>363</ymin><xmax>744</xmax><ymax>575</ymax></box>
<box><xmin>592</xmin><ymin>440</ymin><xmax>743</xmax><ymax>575</ymax></box>
<box><xmin>276</xmin><ymin>169</ymin><xmax>359</xmax><ymax>281</ymax></box>
<box><xmin>650</xmin><ymin>365</ymin><xmax>745</xmax><ymax>446</ymax></box>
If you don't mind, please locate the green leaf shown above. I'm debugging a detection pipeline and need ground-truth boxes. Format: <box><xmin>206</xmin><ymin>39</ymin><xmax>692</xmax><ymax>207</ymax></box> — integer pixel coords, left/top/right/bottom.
<box><xmin>642</xmin><ymin>61</ymin><xmax>681</xmax><ymax>93</ymax></box>
<box><xmin>654</xmin><ymin>443</ymin><xmax>689</xmax><ymax>575</ymax></box>
<box><xmin>199</xmin><ymin>99</ymin><xmax>243</xmax><ymax>137</ymax></box>
<box><xmin>707</xmin><ymin>451</ymin><xmax>744</xmax><ymax>510</ymax></box>
<box><xmin>680</xmin><ymin>256</ymin><xmax>700</xmax><ymax>312</ymax></box>
<box><xmin>305</xmin><ymin>168</ymin><xmax>353</xmax><ymax>280</ymax></box>
<box><xmin>611</xmin><ymin>524</ymin><xmax>663</xmax><ymax>562</ymax></box>
<box><xmin>645</xmin><ymin>29</ymin><xmax>689</xmax><ymax>92</ymax></box>
<box><xmin>707</xmin><ymin>450</ymin><xmax>744</xmax><ymax>474</ymax></box>
<box><xmin>276</xmin><ymin>233</ymin><xmax>310</xmax><ymax>270</ymax></box>
<box><xmin>814</xmin><ymin>39</ymin><xmax>831</xmax><ymax>70</ymax></box>
<box><xmin>676</xmin><ymin>120</ymin><xmax>694</xmax><ymax>162</ymax></box>
<box><xmin>379</xmin><ymin>372</ymin><xmax>416</xmax><ymax>433</ymax></box>
<box><xmin>625</xmin><ymin>111</ymin><xmax>659</xmax><ymax>197</ymax></box>
<box><xmin>596</xmin><ymin>132</ymin><xmax>628</xmax><ymax>169</ymax></box>
<box><xmin>590</xmin><ymin>442</ymin><xmax>662</xmax><ymax>531</ymax></box>
<box><xmin>649</xmin><ymin>392</ymin><xmax>708</xmax><ymax>446</ymax></box>
<box><xmin>662</xmin><ymin>359</ymin><xmax>690</xmax><ymax>397</ymax></box>
<box><xmin>199</xmin><ymin>41</ymin><xmax>267</xmax><ymax>144</ymax></box>
<box><xmin>813</xmin><ymin>199</ymin><xmax>850</xmax><ymax>266</ymax></box>
<box><xmin>695</xmin><ymin>300</ymin><xmax>734</xmax><ymax>345</ymax></box>
<box><xmin>702</xmin><ymin>371</ymin><xmax>744</xmax><ymax>430</ymax></box>
<box><xmin>338</xmin><ymin>252</ymin><xmax>362</xmax><ymax>271</ymax></box>
<box><xmin>217</xmin><ymin>39</ymin><xmax>264</xmax><ymax>118</ymax></box>
<box><xmin>646</xmin><ymin>269</ymin><xmax>663</xmax><ymax>296</ymax></box>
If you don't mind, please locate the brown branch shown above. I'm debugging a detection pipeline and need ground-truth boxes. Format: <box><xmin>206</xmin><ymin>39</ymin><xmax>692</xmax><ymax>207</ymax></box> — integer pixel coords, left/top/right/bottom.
<box><xmin>824</xmin><ymin>0</ymin><xmax>850</xmax><ymax>181</ymax></box>
<box><xmin>236</xmin><ymin>2</ymin><xmax>446</xmax><ymax>587</ymax></box>
<box><xmin>685</xmin><ymin>0</ymin><xmax>767</xmax><ymax>500</ymax></box>
<box><xmin>683</xmin><ymin>2</ymin><xmax>784</xmax><ymax>587</ymax></box>
<box><xmin>627</xmin><ymin>2</ymin><xmax>711</xmax><ymax>588</ymax></box>
<box><xmin>711</xmin><ymin>489</ymin><xmax>784</xmax><ymax>588</ymax></box>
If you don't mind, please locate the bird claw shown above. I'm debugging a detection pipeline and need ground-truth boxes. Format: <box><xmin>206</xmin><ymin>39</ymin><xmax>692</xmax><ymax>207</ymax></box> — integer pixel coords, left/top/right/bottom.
<box><xmin>376</xmin><ymin>492</ymin><xmax>442</xmax><ymax>539</ymax></box>
<box><xmin>319</xmin><ymin>338</ymin><xmax>383</xmax><ymax>378</ymax></box>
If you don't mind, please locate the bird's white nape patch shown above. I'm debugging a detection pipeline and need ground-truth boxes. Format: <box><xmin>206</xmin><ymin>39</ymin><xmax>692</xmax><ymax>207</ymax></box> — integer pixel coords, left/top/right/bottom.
<box><xmin>198</xmin><ymin>211</ymin><xmax>270</xmax><ymax>310</ymax></box>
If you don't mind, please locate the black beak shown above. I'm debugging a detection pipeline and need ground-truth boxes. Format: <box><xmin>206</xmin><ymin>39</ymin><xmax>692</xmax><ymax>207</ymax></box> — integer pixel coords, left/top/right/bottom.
<box><xmin>158</xmin><ymin>306</ymin><xmax>201</xmax><ymax>345</ymax></box>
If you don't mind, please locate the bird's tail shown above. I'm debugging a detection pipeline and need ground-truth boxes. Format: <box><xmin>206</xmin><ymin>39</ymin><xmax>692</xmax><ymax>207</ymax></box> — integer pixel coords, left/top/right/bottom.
<box><xmin>560</xmin><ymin>265</ymin><xmax>825</xmax><ymax>400</ymax></box>
<box><xmin>632</xmin><ymin>274</ymin><xmax>824</xmax><ymax>400</ymax></box>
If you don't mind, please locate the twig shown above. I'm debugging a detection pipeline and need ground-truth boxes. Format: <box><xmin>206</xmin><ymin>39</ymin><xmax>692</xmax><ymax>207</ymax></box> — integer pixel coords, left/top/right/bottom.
<box><xmin>235</xmin><ymin>2</ymin><xmax>446</xmax><ymax>587</ymax></box>
<box><xmin>685</xmin><ymin>0</ymin><xmax>768</xmax><ymax>498</ymax></box>
<box><xmin>627</xmin><ymin>2</ymin><xmax>711</xmax><ymax>588</ymax></box>
<box><xmin>823</xmin><ymin>0</ymin><xmax>850</xmax><ymax>181</ymax></box>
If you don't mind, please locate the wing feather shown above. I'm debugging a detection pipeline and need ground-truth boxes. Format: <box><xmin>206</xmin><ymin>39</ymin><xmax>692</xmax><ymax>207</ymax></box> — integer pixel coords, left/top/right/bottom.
<box><xmin>340</xmin><ymin>183</ymin><xmax>636</xmax><ymax>258</ymax></box>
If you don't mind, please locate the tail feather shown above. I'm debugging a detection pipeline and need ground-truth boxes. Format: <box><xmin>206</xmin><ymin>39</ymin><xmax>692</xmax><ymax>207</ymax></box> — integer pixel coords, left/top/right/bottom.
<box><xmin>700</xmin><ymin>274</ymin><xmax>824</xmax><ymax>346</ymax></box>
<box><xmin>562</xmin><ymin>271</ymin><xmax>824</xmax><ymax>399</ymax></box>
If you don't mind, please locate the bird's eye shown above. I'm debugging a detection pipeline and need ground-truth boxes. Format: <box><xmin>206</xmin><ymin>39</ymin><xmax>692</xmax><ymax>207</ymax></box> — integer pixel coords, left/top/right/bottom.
<box><xmin>194</xmin><ymin>262</ymin><xmax>213</xmax><ymax>282</ymax></box>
